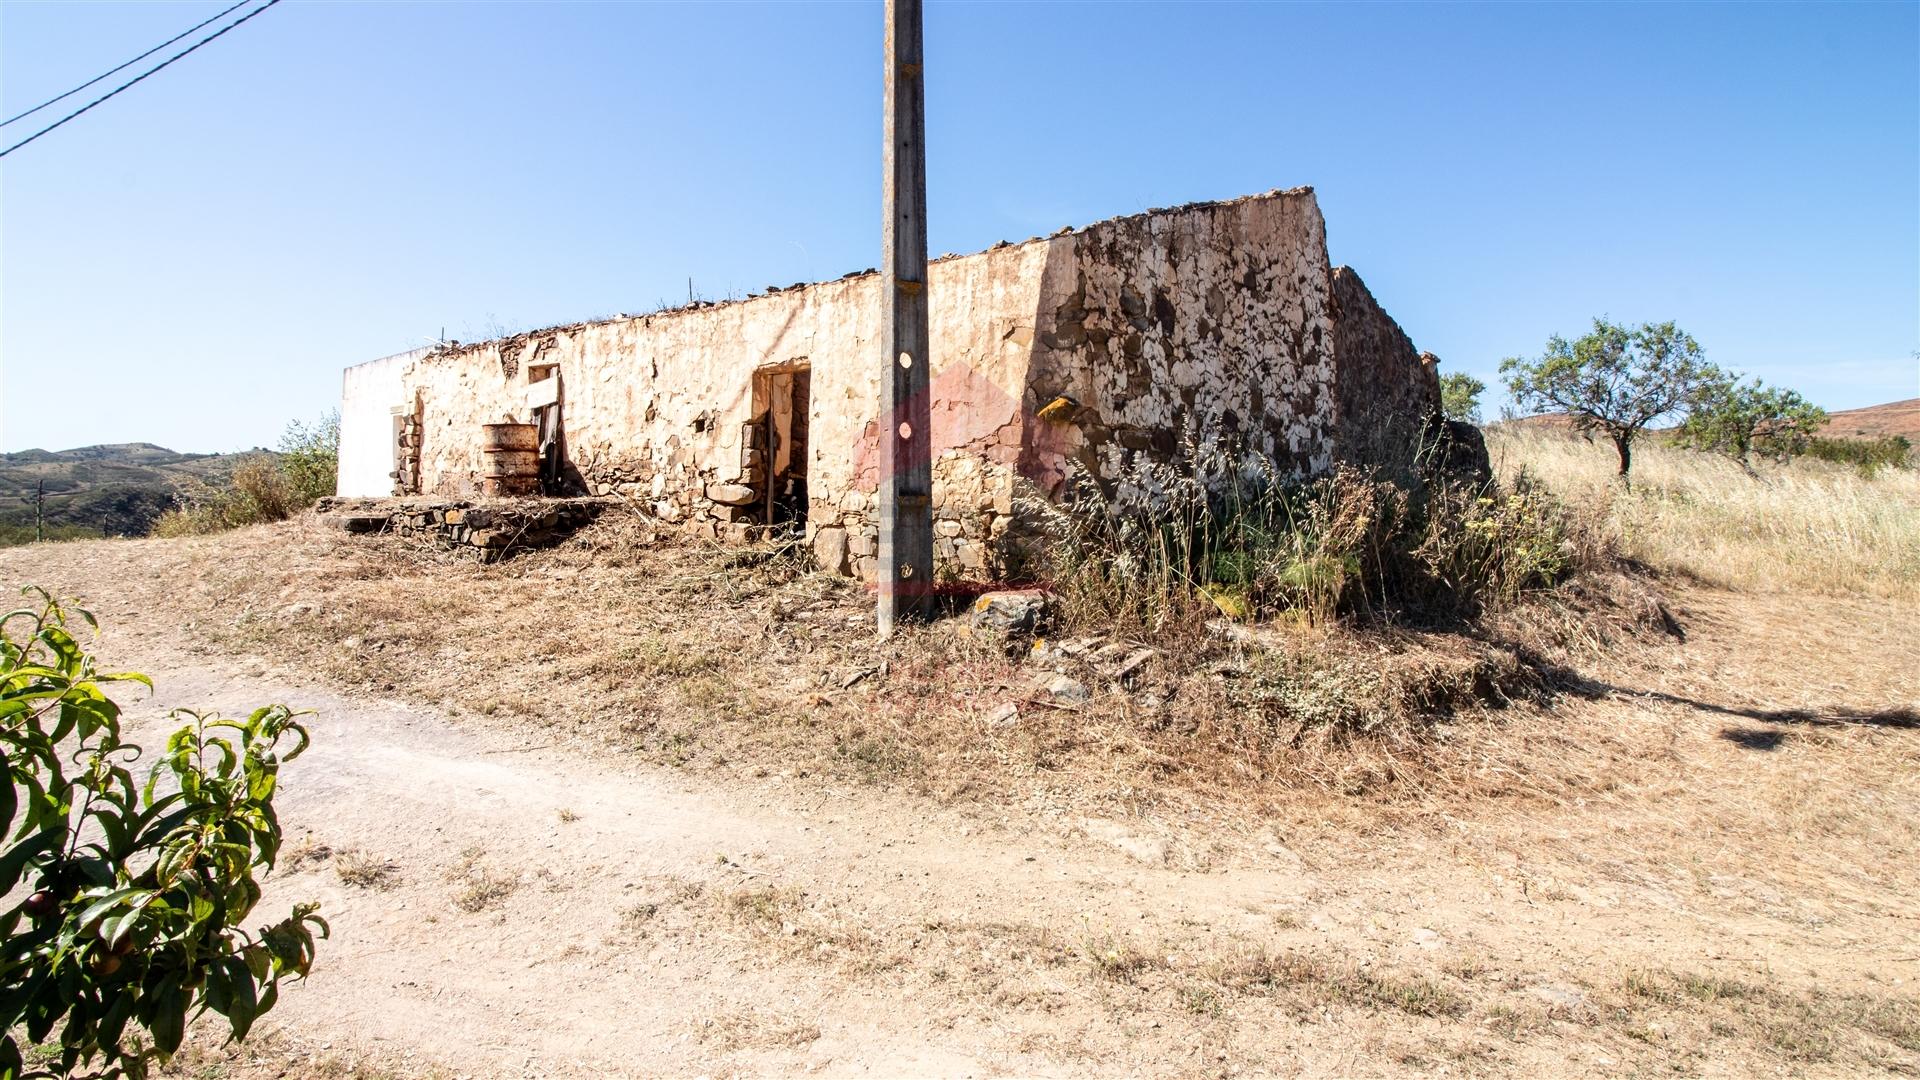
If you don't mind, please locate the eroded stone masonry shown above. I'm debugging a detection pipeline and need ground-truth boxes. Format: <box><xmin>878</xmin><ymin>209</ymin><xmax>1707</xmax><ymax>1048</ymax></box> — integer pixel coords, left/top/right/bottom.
<box><xmin>337</xmin><ymin>187</ymin><xmax>1454</xmax><ymax>578</ymax></box>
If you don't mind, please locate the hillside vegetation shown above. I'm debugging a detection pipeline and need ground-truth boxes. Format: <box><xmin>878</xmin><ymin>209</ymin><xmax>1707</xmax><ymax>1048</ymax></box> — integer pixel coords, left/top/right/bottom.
<box><xmin>0</xmin><ymin>443</ymin><xmax>240</xmax><ymax>543</ymax></box>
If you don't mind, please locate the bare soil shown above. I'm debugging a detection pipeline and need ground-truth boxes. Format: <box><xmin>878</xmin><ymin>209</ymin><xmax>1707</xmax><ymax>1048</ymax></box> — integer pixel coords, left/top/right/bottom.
<box><xmin>1826</xmin><ymin>397</ymin><xmax>1920</xmax><ymax>442</ymax></box>
<box><xmin>2</xmin><ymin>522</ymin><xmax>1915</xmax><ymax>1078</ymax></box>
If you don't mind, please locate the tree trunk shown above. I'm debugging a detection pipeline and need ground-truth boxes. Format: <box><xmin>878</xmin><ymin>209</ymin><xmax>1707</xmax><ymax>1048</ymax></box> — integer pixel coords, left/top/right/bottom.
<box><xmin>1613</xmin><ymin>432</ymin><xmax>1633</xmax><ymax>486</ymax></box>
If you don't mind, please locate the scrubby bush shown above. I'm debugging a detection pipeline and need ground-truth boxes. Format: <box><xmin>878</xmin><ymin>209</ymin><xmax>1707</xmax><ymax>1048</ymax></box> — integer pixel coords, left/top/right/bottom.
<box><xmin>1802</xmin><ymin>434</ymin><xmax>1913</xmax><ymax>477</ymax></box>
<box><xmin>1673</xmin><ymin>378</ymin><xmax>1826</xmax><ymax>464</ymax></box>
<box><xmin>151</xmin><ymin>456</ymin><xmax>294</xmax><ymax>538</ymax></box>
<box><xmin>1</xmin><ymin>588</ymin><xmax>324</xmax><ymax>1076</ymax></box>
<box><xmin>276</xmin><ymin>411</ymin><xmax>340</xmax><ymax>507</ymax></box>
<box><xmin>1034</xmin><ymin>437</ymin><xmax>1581</xmax><ymax>636</ymax></box>
<box><xmin>149</xmin><ymin>410</ymin><xmax>337</xmax><ymax>537</ymax></box>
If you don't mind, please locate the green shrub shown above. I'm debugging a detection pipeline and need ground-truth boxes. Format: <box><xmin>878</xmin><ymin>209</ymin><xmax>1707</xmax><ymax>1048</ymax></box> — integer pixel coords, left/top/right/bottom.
<box><xmin>1439</xmin><ymin>372</ymin><xmax>1486</xmax><ymax>424</ymax></box>
<box><xmin>1</xmin><ymin>588</ymin><xmax>324</xmax><ymax>1076</ymax></box>
<box><xmin>1801</xmin><ymin>435</ymin><xmax>1913</xmax><ymax>477</ymax></box>
<box><xmin>277</xmin><ymin>411</ymin><xmax>339</xmax><ymax>507</ymax></box>
<box><xmin>151</xmin><ymin>456</ymin><xmax>294</xmax><ymax>537</ymax></box>
<box><xmin>1673</xmin><ymin>378</ymin><xmax>1826</xmax><ymax>463</ymax></box>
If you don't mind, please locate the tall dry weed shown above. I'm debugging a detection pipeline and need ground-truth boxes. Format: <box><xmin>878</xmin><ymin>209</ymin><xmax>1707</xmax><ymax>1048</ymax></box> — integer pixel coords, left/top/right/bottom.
<box><xmin>1028</xmin><ymin>436</ymin><xmax>1584</xmax><ymax>637</ymax></box>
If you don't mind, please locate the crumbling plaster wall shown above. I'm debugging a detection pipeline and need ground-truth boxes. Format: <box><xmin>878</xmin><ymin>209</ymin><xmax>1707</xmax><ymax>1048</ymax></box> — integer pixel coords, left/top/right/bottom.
<box><xmin>390</xmin><ymin>239</ymin><xmax>1051</xmax><ymax>570</ymax></box>
<box><xmin>343</xmin><ymin>187</ymin><xmax>1373</xmax><ymax>581</ymax></box>
<box><xmin>1017</xmin><ymin>189</ymin><xmax>1337</xmax><ymax>507</ymax></box>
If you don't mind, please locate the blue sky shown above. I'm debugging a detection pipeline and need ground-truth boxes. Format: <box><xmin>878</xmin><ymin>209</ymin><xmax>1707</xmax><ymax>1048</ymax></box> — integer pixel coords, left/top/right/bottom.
<box><xmin>2</xmin><ymin>0</ymin><xmax>1915</xmax><ymax>453</ymax></box>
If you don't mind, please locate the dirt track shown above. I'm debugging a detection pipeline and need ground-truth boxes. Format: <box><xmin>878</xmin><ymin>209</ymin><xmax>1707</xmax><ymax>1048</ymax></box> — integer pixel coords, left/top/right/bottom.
<box><xmin>5</xmin><ymin>534</ymin><xmax>1918</xmax><ymax>1077</ymax></box>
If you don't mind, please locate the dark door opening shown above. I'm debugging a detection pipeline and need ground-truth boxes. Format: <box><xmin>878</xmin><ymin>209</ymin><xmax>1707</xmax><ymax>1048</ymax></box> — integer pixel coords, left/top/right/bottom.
<box><xmin>753</xmin><ymin>365</ymin><xmax>810</xmax><ymax>531</ymax></box>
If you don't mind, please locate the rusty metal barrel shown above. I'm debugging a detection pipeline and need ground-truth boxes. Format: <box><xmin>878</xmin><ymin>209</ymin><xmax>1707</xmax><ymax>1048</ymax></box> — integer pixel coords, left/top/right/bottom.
<box><xmin>479</xmin><ymin>423</ymin><xmax>540</xmax><ymax>496</ymax></box>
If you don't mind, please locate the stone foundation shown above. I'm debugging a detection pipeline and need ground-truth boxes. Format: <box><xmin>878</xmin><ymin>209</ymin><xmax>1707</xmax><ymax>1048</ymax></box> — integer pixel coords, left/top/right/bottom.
<box><xmin>313</xmin><ymin>496</ymin><xmax>616</xmax><ymax>560</ymax></box>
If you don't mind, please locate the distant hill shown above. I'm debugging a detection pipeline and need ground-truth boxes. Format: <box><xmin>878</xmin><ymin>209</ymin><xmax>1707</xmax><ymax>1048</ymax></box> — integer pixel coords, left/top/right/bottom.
<box><xmin>0</xmin><ymin>444</ymin><xmax>262</xmax><ymax>542</ymax></box>
<box><xmin>1823</xmin><ymin>398</ymin><xmax>1919</xmax><ymax>442</ymax></box>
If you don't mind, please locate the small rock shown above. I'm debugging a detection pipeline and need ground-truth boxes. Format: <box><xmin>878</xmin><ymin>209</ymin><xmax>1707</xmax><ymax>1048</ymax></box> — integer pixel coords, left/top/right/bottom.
<box><xmin>811</xmin><ymin>526</ymin><xmax>849</xmax><ymax>576</ymax></box>
<box><xmin>1044</xmin><ymin>674</ymin><xmax>1090</xmax><ymax>704</ymax></box>
<box><xmin>1529</xmin><ymin>984</ymin><xmax>1590</xmax><ymax>1012</ymax></box>
<box><xmin>971</xmin><ymin>589</ymin><xmax>1052</xmax><ymax>635</ymax></box>
<box><xmin>840</xmin><ymin>666</ymin><xmax>880</xmax><ymax>689</ymax></box>
<box><xmin>705</xmin><ymin>483</ymin><xmax>759</xmax><ymax>506</ymax></box>
<box><xmin>984</xmin><ymin>702</ymin><xmax>1020</xmax><ymax>727</ymax></box>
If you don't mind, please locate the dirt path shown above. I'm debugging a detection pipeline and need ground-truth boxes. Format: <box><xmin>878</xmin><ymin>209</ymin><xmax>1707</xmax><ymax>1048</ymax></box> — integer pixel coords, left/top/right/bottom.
<box><xmin>5</xmin><ymin>537</ymin><xmax>1918</xmax><ymax>1076</ymax></box>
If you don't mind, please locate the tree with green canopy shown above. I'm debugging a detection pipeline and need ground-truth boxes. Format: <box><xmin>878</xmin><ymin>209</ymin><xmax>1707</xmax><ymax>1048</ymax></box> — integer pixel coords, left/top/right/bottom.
<box><xmin>1501</xmin><ymin>318</ymin><xmax>1718</xmax><ymax>480</ymax></box>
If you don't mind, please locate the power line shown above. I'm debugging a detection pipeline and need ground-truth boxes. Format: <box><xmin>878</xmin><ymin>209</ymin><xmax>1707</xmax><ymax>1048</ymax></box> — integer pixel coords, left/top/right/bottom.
<box><xmin>1</xmin><ymin>0</ymin><xmax>255</xmax><ymax>128</ymax></box>
<box><xmin>0</xmin><ymin>0</ymin><xmax>284</xmax><ymax>161</ymax></box>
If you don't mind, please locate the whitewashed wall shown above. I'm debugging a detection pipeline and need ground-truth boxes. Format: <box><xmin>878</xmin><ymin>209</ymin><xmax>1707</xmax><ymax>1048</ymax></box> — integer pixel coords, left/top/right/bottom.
<box><xmin>337</xmin><ymin>347</ymin><xmax>427</xmax><ymax>497</ymax></box>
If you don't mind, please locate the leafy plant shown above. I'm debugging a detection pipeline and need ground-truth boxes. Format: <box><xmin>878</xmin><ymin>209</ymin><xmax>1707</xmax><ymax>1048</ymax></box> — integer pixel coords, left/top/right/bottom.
<box><xmin>1674</xmin><ymin>376</ymin><xmax>1826</xmax><ymax>464</ymax></box>
<box><xmin>1439</xmin><ymin>372</ymin><xmax>1486</xmax><ymax>424</ymax></box>
<box><xmin>276</xmin><ymin>411</ymin><xmax>340</xmax><ymax>508</ymax></box>
<box><xmin>1802</xmin><ymin>434</ymin><xmax>1913</xmax><ymax>477</ymax></box>
<box><xmin>1</xmin><ymin>588</ymin><xmax>324</xmax><ymax>1078</ymax></box>
<box><xmin>1501</xmin><ymin>318</ymin><xmax>1720</xmax><ymax>480</ymax></box>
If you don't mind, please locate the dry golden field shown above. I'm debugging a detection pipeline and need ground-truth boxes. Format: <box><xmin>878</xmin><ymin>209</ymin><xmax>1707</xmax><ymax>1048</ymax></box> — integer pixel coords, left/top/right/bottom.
<box><xmin>1487</xmin><ymin>425</ymin><xmax>1920</xmax><ymax>599</ymax></box>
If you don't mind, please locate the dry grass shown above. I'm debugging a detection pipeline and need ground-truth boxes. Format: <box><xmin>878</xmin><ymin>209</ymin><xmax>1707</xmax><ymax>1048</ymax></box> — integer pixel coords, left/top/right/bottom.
<box><xmin>155</xmin><ymin>1026</ymin><xmax>454</xmax><ymax>1079</ymax></box>
<box><xmin>15</xmin><ymin>502</ymin><xmax>1745</xmax><ymax>877</ymax></box>
<box><xmin>444</xmin><ymin>845</ymin><xmax>518</xmax><ymax>912</ymax></box>
<box><xmin>332</xmin><ymin>848</ymin><xmax>398</xmax><ymax>890</ymax></box>
<box><xmin>121</xmin><ymin>513</ymin><xmax>1647</xmax><ymax>822</ymax></box>
<box><xmin>1488</xmin><ymin>426</ymin><xmax>1920</xmax><ymax>598</ymax></box>
<box><xmin>688</xmin><ymin>1003</ymin><xmax>822</xmax><ymax>1052</ymax></box>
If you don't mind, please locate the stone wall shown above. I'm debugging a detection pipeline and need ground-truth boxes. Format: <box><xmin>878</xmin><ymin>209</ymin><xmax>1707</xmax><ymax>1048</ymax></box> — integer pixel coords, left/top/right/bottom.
<box><xmin>1329</xmin><ymin>266</ymin><xmax>1442</xmax><ymax>473</ymax></box>
<box><xmin>314</xmin><ymin>497</ymin><xmax>613</xmax><ymax>561</ymax></box>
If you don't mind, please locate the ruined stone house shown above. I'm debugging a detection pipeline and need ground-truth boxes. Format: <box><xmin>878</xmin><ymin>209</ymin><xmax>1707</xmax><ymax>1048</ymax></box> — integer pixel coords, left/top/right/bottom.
<box><xmin>335</xmin><ymin>186</ymin><xmax>1445</xmax><ymax>579</ymax></box>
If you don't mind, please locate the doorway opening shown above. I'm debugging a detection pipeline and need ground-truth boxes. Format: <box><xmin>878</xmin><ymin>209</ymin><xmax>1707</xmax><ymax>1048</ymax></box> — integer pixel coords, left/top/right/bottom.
<box><xmin>751</xmin><ymin>364</ymin><xmax>810</xmax><ymax>531</ymax></box>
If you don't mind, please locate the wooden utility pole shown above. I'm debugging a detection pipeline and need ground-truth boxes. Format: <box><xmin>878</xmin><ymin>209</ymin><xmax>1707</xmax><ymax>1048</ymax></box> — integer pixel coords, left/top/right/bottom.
<box><xmin>878</xmin><ymin>0</ymin><xmax>933</xmax><ymax>637</ymax></box>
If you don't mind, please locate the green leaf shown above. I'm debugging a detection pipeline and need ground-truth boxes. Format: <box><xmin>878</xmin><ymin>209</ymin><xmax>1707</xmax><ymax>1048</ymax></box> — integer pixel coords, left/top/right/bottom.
<box><xmin>0</xmin><ymin>829</ymin><xmax>57</xmax><ymax>895</ymax></box>
<box><xmin>75</xmin><ymin>887</ymin><xmax>149</xmax><ymax>932</ymax></box>
<box><xmin>223</xmin><ymin>954</ymin><xmax>259</xmax><ymax>1040</ymax></box>
<box><xmin>100</xmin><ymin>897</ymin><xmax>151</xmax><ymax>949</ymax></box>
<box><xmin>151</xmin><ymin>982</ymin><xmax>187</xmax><ymax>1055</ymax></box>
<box><xmin>97</xmin><ymin>988</ymin><xmax>135</xmax><ymax>1053</ymax></box>
<box><xmin>203</xmin><ymin>958</ymin><xmax>233</xmax><ymax>1017</ymax></box>
<box><xmin>0</xmin><ymin>751</ymin><xmax>14</xmax><ymax>839</ymax></box>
